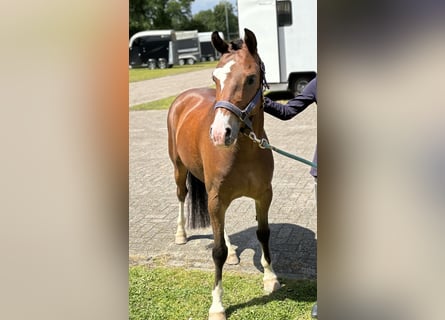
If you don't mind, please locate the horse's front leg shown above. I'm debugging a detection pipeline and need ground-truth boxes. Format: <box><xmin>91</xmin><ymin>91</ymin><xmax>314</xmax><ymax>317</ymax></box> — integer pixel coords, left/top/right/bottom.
<box><xmin>256</xmin><ymin>188</ymin><xmax>281</xmax><ymax>293</ymax></box>
<box><xmin>224</xmin><ymin>229</ymin><xmax>239</xmax><ymax>265</ymax></box>
<box><xmin>208</xmin><ymin>193</ymin><xmax>228</xmax><ymax>320</ymax></box>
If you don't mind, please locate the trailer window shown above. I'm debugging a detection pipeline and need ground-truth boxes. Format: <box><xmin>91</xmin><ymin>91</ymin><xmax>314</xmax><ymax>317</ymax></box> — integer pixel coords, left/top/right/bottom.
<box><xmin>277</xmin><ymin>0</ymin><xmax>292</xmax><ymax>26</ymax></box>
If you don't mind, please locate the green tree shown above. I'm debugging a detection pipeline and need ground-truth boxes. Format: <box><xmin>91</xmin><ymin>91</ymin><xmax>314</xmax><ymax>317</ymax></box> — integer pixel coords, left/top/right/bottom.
<box><xmin>129</xmin><ymin>0</ymin><xmax>193</xmax><ymax>37</ymax></box>
<box><xmin>129</xmin><ymin>0</ymin><xmax>151</xmax><ymax>36</ymax></box>
<box><xmin>167</xmin><ymin>0</ymin><xmax>193</xmax><ymax>30</ymax></box>
<box><xmin>213</xmin><ymin>1</ymin><xmax>238</xmax><ymax>40</ymax></box>
<box><xmin>192</xmin><ymin>1</ymin><xmax>238</xmax><ymax>39</ymax></box>
<box><xmin>193</xmin><ymin>9</ymin><xmax>216</xmax><ymax>32</ymax></box>
<box><xmin>129</xmin><ymin>0</ymin><xmax>238</xmax><ymax>39</ymax></box>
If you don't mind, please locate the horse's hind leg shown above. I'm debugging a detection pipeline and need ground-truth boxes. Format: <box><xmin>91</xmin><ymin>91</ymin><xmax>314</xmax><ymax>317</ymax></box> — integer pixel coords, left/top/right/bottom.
<box><xmin>255</xmin><ymin>189</ymin><xmax>281</xmax><ymax>293</ymax></box>
<box><xmin>224</xmin><ymin>229</ymin><xmax>239</xmax><ymax>265</ymax></box>
<box><xmin>174</xmin><ymin>161</ymin><xmax>188</xmax><ymax>244</ymax></box>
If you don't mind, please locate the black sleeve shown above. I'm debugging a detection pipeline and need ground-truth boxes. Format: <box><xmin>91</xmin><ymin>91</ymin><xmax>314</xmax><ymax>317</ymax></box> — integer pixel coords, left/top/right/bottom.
<box><xmin>264</xmin><ymin>77</ymin><xmax>317</xmax><ymax>120</ymax></box>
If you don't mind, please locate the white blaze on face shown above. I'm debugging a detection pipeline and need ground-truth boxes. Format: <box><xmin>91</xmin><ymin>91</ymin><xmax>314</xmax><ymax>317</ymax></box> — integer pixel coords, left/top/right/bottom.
<box><xmin>210</xmin><ymin>110</ymin><xmax>232</xmax><ymax>146</ymax></box>
<box><xmin>213</xmin><ymin>59</ymin><xmax>236</xmax><ymax>92</ymax></box>
<box><xmin>210</xmin><ymin>59</ymin><xmax>240</xmax><ymax>146</ymax></box>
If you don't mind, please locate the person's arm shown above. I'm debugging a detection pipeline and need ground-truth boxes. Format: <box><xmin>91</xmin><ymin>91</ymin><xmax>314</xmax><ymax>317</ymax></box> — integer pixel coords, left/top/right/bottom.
<box><xmin>263</xmin><ymin>77</ymin><xmax>317</xmax><ymax>120</ymax></box>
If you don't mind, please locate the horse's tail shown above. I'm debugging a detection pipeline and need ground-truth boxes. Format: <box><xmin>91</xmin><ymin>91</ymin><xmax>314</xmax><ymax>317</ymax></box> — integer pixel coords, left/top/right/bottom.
<box><xmin>186</xmin><ymin>172</ymin><xmax>210</xmax><ymax>229</ymax></box>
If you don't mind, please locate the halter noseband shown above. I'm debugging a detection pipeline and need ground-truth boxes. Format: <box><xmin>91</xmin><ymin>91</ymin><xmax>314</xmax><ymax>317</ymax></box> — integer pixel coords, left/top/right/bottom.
<box><xmin>213</xmin><ymin>61</ymin><xmax>268</xmax><ymax>131</ymax></box>
<box><xmin>214</xmin><ymin>89</ymin><xmax>262</xmax><ymax>131</ymax></box>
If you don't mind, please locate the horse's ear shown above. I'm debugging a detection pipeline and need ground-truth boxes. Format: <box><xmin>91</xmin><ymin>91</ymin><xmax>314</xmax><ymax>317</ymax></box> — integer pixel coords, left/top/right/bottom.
<box><xmin>243</xmin><ymin>28</ymin><xmax>257</xmax><ymax>55</ymax></box>
<box><xmin>212</xmin><ymin>31</ymin><xmax>229</xmax><ymax>54</ymax></box>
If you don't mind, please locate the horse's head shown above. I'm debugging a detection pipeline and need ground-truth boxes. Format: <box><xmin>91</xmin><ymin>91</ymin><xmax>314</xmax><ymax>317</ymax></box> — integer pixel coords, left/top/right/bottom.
<box><xmin>209</xmin><ymin>28</ymin><xmax>264</xmax><ymax>147</ymax></box>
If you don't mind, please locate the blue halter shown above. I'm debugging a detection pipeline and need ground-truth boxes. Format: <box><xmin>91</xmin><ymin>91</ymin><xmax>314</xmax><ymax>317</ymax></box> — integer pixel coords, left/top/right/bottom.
<box><xmin>213</xmin><ymin>89</ymin><xmax>262</xmax><ymax>131</ymax></box>
<box><xmin>213</xmin><ymin>60</ymin><xmax>268</xmax><ymax>131</ymax></box>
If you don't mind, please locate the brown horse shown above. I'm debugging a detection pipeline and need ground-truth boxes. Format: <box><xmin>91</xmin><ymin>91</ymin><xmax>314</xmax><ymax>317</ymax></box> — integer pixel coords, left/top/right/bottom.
<box><xmin>167</xmin><ymin>29</ymin><xmax>280</xmax><ymax>320</ymax></box>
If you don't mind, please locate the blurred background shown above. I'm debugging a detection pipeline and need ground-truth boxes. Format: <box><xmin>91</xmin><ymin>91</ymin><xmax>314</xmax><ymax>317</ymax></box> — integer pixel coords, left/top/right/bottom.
<box><xmin>1</xmin><ymin>0</ymin><xmax>444</xmax><ymax>319</ymax></box>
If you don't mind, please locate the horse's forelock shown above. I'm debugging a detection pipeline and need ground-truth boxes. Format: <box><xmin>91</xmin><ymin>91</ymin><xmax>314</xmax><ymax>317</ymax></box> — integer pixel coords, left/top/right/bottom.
<box><xmin>224</xmin><ymin>37</ymin><xmax>265</xmax><ymax>86</ymax></box>
<box><xmin>229</xmin><ymin>39</ymin><xmax>244</xmax><ymax>52</ymax></box>
<box><xmin>228</xmin><ymin>38</ymin><xmax>260</xmax><ymax>64</ymax></box>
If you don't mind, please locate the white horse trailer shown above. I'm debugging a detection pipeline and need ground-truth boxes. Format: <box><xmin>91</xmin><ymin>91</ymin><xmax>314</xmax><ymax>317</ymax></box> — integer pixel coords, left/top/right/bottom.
<box><xmin>237</xmin><ymin>0</ymin><xmax>317</xmax><ymax>96</ymax></box>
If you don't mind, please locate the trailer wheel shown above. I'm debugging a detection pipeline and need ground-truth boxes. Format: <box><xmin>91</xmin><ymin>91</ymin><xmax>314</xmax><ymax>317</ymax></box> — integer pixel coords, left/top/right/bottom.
<box><xmin>209</xmin><ymin>56</ymin><xmax>215</xmax><ymax>62</ymax></box>
<box><xmin>291</xmin><ymin>77</ymin><xmax>310</xmax><ymax>95</ymax></box>
<box><xmin>147</xmin><ymin>59</ymin><xmax>156</xmax><ymax>70</ymax></box>
<box><xmin>178</xmin><ymin>59</ymin><xmax>185</xmax><ymax>66</ymax></box>
<box><xmin>158</xmin><ymin>58</ymin><xmax>167</xmax><ymax>69</ymax></box>
<box><xmin>187</xmin><ymin>58</ymin><xmax>195</xmax><ymax>65</ymax></box>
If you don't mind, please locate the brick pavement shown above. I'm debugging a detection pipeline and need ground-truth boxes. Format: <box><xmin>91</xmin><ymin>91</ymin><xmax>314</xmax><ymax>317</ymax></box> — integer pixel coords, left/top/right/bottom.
<box><xmin>129</xmin><ymin>105</ymin><xmax>317</xmax><ymax>279</ymax></box>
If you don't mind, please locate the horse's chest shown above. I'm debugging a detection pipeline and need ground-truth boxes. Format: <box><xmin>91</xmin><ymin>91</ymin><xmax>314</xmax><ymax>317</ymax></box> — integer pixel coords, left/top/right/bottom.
<box><xmin>216</xmin><ymin>164</ymin><xmax>270</xmax><ymax>198</ymax></box>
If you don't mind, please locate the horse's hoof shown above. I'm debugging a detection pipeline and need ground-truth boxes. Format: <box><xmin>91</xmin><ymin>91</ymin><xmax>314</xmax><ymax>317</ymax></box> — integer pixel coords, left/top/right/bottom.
<box><xmin>264</xmin><ymin>278</ymin><xmax>281</xmax><ymax>293</ymax></box>
<box><xmin>226</xmin><ymin>253</ymin><xmax>239</xmax><ymax>265</ymax></box>
<box><xmin>175</xmin><ymin>235</ymin><xmax>187</xmax><ymax>245</ymax></box>
<box><xmin>208</xmin><ymin>311</ymin><xmax>226</xmax><ymax>320</ymax></box>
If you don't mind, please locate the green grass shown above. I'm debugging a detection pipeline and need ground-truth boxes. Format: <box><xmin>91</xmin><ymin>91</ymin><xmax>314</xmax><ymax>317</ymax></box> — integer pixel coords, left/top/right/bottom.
<box><xmin>129</xmin><ymin>265</ymin><xmax>316</xmax><ymax>320</ymax></box>
<box><xmin>130</xmin><ymin>95</ymin><xmax>177</xmax><ymax>111</ymax></box>
<box><xmin>129</xmin><ymin>84</ymin><xmax>216</xmax><ymax>111</ymax></box>
<box><xmin>129</xmin><ymin>61</ymin><xmax>217</xmax><ymax>82</ymax></box>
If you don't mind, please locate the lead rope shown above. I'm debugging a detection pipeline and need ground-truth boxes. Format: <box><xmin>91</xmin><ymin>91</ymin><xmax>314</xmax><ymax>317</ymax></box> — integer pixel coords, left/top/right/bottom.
<box><xmin>247</xmin><ymin>62</ymin><xmax>316</xmax><ymax>168</ymax></box>
<box><xmin>245</xmin><ymin>130</ymin><xmax>317</xmax><ymax>168</ymax></box>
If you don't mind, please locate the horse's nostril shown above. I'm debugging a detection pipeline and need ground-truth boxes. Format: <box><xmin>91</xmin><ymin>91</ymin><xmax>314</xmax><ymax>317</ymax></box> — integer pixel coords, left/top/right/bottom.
<box><xmin>209</xmin><ymin>127</ymin><xmax>213</xmax><ymax>136</ymax></box>
<box><xmin>225</xmin><ymin>127</ymin><xmax>231</xmax><ymax>137</ymax></box>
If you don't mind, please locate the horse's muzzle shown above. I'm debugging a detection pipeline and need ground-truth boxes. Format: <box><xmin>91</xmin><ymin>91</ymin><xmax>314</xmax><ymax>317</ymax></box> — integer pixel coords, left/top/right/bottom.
<box><xmin>210</xmin><ymin>125</ymin><xmax>237</xmax><ymax>147</ymax></box>
<box><xmin>210</xmin><ymin>108</ymin><xmax>240</xmax><ymax>147</ymax></box>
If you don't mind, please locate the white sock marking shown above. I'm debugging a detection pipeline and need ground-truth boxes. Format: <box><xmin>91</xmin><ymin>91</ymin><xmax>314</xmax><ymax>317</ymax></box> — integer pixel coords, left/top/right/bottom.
<box><xmin>209</xmin><ymin>281</ymin><xmax>225</xmax><ymax>313</ymax></box>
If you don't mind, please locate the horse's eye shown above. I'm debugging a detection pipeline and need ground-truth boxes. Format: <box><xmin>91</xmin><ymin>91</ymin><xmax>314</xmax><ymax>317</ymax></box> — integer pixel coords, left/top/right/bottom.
<box><xmin>246</xmin><ymin>75</ymin><xmax>256</xmax><ymax>85</ymax></box>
